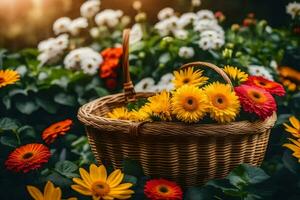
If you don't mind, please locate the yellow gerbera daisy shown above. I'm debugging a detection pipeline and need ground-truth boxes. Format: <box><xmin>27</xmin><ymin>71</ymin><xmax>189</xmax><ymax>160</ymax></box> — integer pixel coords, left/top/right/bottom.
<box><xmin>172</xmin><ymin>67</ymin><xmax>208</xmax><ymax>89</ymax></box>
<box><xmin>146</xmin><ymin>90</ymin><xmax>172</xmax><ymax>121</ymax></box>
<box><xmin>284</xmin><ymin>116</ymin><xmax>300</xmax><ymax>138</ymax></box>
<box><xmin>0</xmin><ymin>69</ymin><xmax>20</xmax><ymax>88</ymax></box>
<box><xmin>27</xmin><ymin>181</ymin><xmax>77</xmax><ymax>200</ymax></box>
<box><xmin>283</xmin><ymin>138</ymin><xmax>300</xmax><ymax>162</ymax></box>
<box><xmin>130</xmin><ymin>105</ymin><xmax>152</xmax><ymax>122</ymax></box>
<box><xmin>223</xmin><ymin>66</ymin><xmax>248</xmax><ymax>83</ymax></box>
<box><xmin>71</xmin><ymin>164</ymin><xmax>134</xmax><ymax>200</ymax></box>
<box><xmin>171</xmin><ymin>85</ymin><xmax>208</xmax><ymax>123</ymax></box>
<box><xmin>204</xmin><ymin>82</ymin><xmax>240</xmax><ymax>123</ymax></box>
<box><xmin>107</xmin><ymin>107</ymin><xmax>131</xmax><ymax>120</ymax></box>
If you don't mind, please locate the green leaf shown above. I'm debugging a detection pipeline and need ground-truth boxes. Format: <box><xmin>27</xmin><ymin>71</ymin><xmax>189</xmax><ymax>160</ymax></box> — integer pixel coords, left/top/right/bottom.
<box><xmin>35</xmin><ymin>97</ymin><xmax>59</xmax><ymax>114</ymax></box>
<box><xmin>15</xmin><ymin>101</ymin><xmax>39</xmax><ymax>115</ymax></box>
<box><xmin>2</xmin><ymin>95</ymin><xmax>11</xmax><ymax>109</ymax></box>
<box><xmin>0</xmin><ymin>118</ymin><xmax>20</xmax><ymax>131</ymax></box>
<box><xmin>54</xmin><ymin>93</ymin><xmax>77</xmax><ymax>107</ymax></box>
<box><xmin>0</xmin><ymin>136</ymin><xmax>18</xmax><ymax>147</ymax></box>
<box><xmin>185</xmin><ymin>187</ymin><xmax>215</xmax><ymax>200</ymax></box>
<box><xmin>282</xmin><ymin>150</ymin><xmax>300</xmax><ymax>174</ymax></box>
<box><xmin>123</xmin><ymin>175</ymin><xmax>138</xmax><ymax>185</ymax></box>
<box><xmin>18</xmin><ymin>125</ymin><xmax>36</xmax><ymax>138</ymax></box>
<box><xmin>55</xmin><ymin>160</ymin><xmax>79</xmax><ymax>178</ymax></box>
<box><xmin>122</xmin><ymin>159</ymin><xmax>144</xmax><ymax>177</ymax></box>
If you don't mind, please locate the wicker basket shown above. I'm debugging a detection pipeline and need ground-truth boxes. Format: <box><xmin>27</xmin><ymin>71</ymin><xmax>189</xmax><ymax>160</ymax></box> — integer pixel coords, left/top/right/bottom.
<box><xmin>78</xmin><ymin>29</ymin><xmax>277</xmax><ymax>186</ymax></box>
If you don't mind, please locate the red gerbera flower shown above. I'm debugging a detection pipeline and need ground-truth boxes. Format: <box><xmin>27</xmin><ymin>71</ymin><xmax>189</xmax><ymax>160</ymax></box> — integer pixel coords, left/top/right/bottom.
<box><xmin>5</xmin><ymin>143</ymin><xmax>51</xmax><ymax>173</ymax></box>
<box><xmin>101</xmin><ymin>47</ymin><xmax>123</xmax><ymax>59</ymax></box>
<box><xmin>235</xmin><ymin>84</ymin><xmax>276</xmax><ymax>120</ymax></box>
<box><xmin>245</xmin><ymin>76</ymin><xmax>286</xmax><ymax>96</ymax></box>
<box><xmin>144</xmin><ymin>179</ymin><xmax>183</xmax><ymax>200</ymax></box>
<box><xmin>42</xmin><ymin>119</ymin><xmax>73</xmax><ymax>144</ymax></box>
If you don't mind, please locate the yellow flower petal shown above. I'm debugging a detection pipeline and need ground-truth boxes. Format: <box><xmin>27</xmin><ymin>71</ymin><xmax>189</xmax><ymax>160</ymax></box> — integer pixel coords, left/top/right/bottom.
<box><xmin>98</xmin><ymin>165</ymin><xmax>107</xmax><ymax>182</ymax></box>
<box><xmin>111</xmin><ymin>183</ymin><xmax>133</xmax><ymax>191</ymax></box>
<box><xmin>67</xmin><ymin>198</ymin><xmax>78</xmax><ymax>200</ymax></box>
<box><xmin>71</xmin><ymin>185</ymin><xmax>92</xmax><ymax>196</ymax></box>
<box><xmin>110</xmin><ymin>194</ymin><xmax>132</xmax><ymax>199</ymax></box>
<box><xmin>290</xmin><ymin>116</ymin><xmax>300</xmax><ymax>130</ymax></box>
<box><xmin>44</xmin><ymin>181</ymin><xmax>54</xmax><ymax>200</ymax></box>
<box><xmin>72</xmin><ymin>178</ymin><xmax>90</xmax><ymax>189</ymax></box>
<box><xmin>52</xmin><ymin>188</ymin><xmax>62</xmax><ymax>200</ymax></box>
<box><xmin>283</xmin><ymin>144</ymin><xmax>300</xmax><ymax>152</ymax></box>
<box><xmin>26</xmin><ymin>186</ymin><xmax>44</xmax><ymax>200</ymax></box>
<box><xmin>109</xmin><ymin>189</ymin><xmax>134</xmax><ymax>195</ymax></box>
<box><xmin>90</xmin><ymin>164</ymin><xmax>101</xmax><ymax>182</ymax></box>
<box><xmin>79</xmin><ymin>168</ymin><xmax>93</xmax><ymax>186</ymax></box>
<box><xmin>92</xmin><ymin>195</ymin><xmax>101</xmax><ymax>200</ymax></box>
<box><xmin>107</xmin><ymin>169</ymin><xmax>124</xmax><ymax>188</ymax></box>
<box><xmin>103</xmin><ymin>195</ymin><xmax>114</xmax><ymax>200</ymax></box>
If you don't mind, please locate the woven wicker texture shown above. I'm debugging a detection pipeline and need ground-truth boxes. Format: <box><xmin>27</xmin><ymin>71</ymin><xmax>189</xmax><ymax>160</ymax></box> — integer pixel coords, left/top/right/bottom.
<box><xmin>78</xmin><ymin>29</ymin><xmax>277</xmax><ymax>186</ymax></box>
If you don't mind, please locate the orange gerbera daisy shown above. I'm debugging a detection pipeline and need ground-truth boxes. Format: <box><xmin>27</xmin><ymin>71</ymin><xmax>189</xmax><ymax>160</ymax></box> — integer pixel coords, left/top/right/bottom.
<box><xmin>144</xmin><ymin>179</ymin><xmax>183</xmax><ymax>200</ymax></box>
<box><xmin>42</xmin><ymin>119</ymin><xmax>73</xmax><ymax>144</ymax></box>
<box><xmin>0</xmin><ymin>69</ymin><xmax>20</xmax><ymax>88</ymax></box>
<box><xmin>5</xmin><ymin>143</ymin><xmax>51</xmax><ymax>173</ymax></box>
<box><xmin>234</xmin><ymin>84</ymin><xmax>276</xmax><ymax>120</ymax></box>
<box><xmin>245</xmin><ymin>76</ymin><xmax>286</xmax><ymax>96</ymax></box>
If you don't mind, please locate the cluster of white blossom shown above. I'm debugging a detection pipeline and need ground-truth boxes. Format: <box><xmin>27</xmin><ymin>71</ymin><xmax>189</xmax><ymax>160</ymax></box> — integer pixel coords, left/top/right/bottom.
<box><xmin>135</xmin><ymin>73</ymin><xmax>174</xmax><ymax>92</ymax></box>
<box><xmin>248</xmin><ymin>65</ymin><xmax>274</xmax><ymax>81</ymax></box>
<box><xmin>286</xmin><ymin>2</ymin><xmax>300</xmax><ymax>19</ymax></box>
<box><xmin>53</xmin><ymin>17</ymin><xmax>88</xmax><ymax>36</ymax></box>
<box><xmin>154</xmin><ymin>8</ymin><xmax>225</xmax><ymax>53</ymax></box>
<box><xmin>37</xmin><ymin>34</ymin><xmax>69</xmax><ymax>65</ymax></box>
<box><xmin>95</xmin><ymin>9</ymin><xmax>124</xmax><ymax>28</ymax></box>
<box><xmin>64</xmin><ymin>47</ymin><xmax>103</xmax><ymax>75</ymax></box>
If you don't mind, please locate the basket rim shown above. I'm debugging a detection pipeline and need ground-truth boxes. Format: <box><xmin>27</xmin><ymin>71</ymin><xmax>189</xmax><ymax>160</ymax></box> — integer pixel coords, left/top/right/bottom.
<box><xmin>78</xmin><ymin>92</ymin><xmax>277</xmax><ymax>137</ymax></box>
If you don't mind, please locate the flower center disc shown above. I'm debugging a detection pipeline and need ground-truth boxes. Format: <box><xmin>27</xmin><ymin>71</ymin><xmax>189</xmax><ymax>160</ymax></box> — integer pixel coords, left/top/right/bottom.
<box><xmin>91</xmin><ymin>181</ymin><xmax>110</xmax><ymax>196</ymax></box>
<box><xmin>22</xmin><ymin>152</ymin><xmax>34</xmax><ymax>160</ymax></box>
<box><xmin>183</xmin><ymin>96</ymin><xmax>198</xmax><ymax>111</ymax></box>
<box><xmin>212</xmin><ymin>94</ymin><xmax>228</xmax><ymax>109</ymax></box>
<box><xmin>248</xmin><ymin>91</ymin><xmax>267</xmax><ymax>104</ymax></box>
<box><xmin>183</xmin><ymin>78</ymin><xmax>190</xmax><ymax>84</ymax></box>
<box><xmin>0</xmin><ymin>77</ymin><xmax>4</xmax><ymax>84</ymax></box>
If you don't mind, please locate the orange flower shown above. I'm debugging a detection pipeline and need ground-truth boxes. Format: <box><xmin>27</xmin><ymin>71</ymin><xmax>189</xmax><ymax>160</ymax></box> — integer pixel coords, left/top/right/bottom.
<box><xmin>101</xmin><ymin>47</ymin><xmax>123</xmax><ymax>59</ymax></box>
<box><xmin>144</xmin><ymin>179</ymin><xmax>183</xmax><ymax>200</ymax></box>
<box><xmin>42</xmin><ymin>119</ymin><xmax>73</xmax><ymax>144</ymax></box>
<box><xmin>5</xmin><ymin>143</ymin><xmax>51</xmax><ymax>173</ymax></box>
<box><xmin>235</xmin><ymin>84</ymin><xmax>276</xmax><ymax>120</ymax></box>
<box><xmin>100</xmin><ymin>47</ymin><xmax>123</xmax><ymax>79</ymax></box>
<box><xmin>245</xmin><ymin>76</ymin><xmax>286</xmax><ymax>96</ymax></box>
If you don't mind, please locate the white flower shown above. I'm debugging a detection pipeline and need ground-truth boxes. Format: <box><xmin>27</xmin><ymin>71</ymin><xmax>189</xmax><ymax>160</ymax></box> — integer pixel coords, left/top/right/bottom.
<box><xmin>80</xmin><ymin>0</ymin><xmax>101</xmax><ymax>18</ymax></box>
<box><xmin>81</xmin><ymin>58</ymin><xmax>100</xmax><ymax>75</ymax></box>
<box><xmin>198</xmin><ymin>37</ymin><xmax>214</xmax><ymax>50</ymax></box>
<box><xmin>164</xmin><ymin>16</ymin><xmax>179</xmax><ymax>30</ymax></box>
<box><xmin>178</xmin><ymin>47</ymin><xmax>195</xmax><ymax>59</ymax></box>
<box><xmin>265</xmin><ymin>26</ymin><xmax>273</xmax><ymax>34</ymax></box>
<box><xmin>16</xmin><ymin>65</ymin><xmax>27</xmax><ymax>77</ymax></box>
<box><xmin>286</xmin><ymin>2</ymin><xmax>300</xmax><ymax>19</ymax></box>
<box><xmin>248</xmin><ymin>65</ymin><xmax>274</xmax><ymax>81</ymax></box>
<box><xmin>211</xmin><ymin>38</ymin><xmax>225</xmax><ymax>49</ymax></box>
<box><xmin>69</xmin><ymin>17</ymin><xmax>88</xmax><ymax>35</ymax></box>
<box><xmin>134</xmin><ymin>77</ymin><xmax>155</xmax><ymax>92</ymax></box>
<box><xmin>193</xmin><ymin>19</ymin><xmax>218</xmax><ymax>32</ymax></box>
<box><xmin>37</xmin><ymin>34</ymin><xmax>69</xmax><ymax>65</ymax></box>
<box><xmin>197</xmin><ymin>10</ymin><xmax>215</xmax><ymax>20</ymax></box>
<box><xmin>177</xmin><ymin>12</ymin><xmax>197</xmax><ymax>28</ymax></box>
<box><xmin>270</xmin><ymin>60</ymin><xmax>278</xmax><ymax>70</ymax></box>
<box><xmin>90</xmin><ymin>27</ymin><xmax>100</xmax><ymax>38</ymax></box>
<box><xmin>152</xmin><ymin>83</ymin><xmax>174</xmax><ymax>92</ymax></box>
<box><xmin>64</xmin><ymin>47</ymin><xmax>103</xmax><ymax>75</ymax></box>
<box><xmin>53</xmin><ymin>17</ymin><xmax>71</xmax><ymax>35</ymax></box>
<box><xmin>158</xmin><ymin>7</ymin><xmax>175</xmax><ymax>20</ymax></box>
<box><xmin>173</xmin><ymin>29</ymin><xmax>188</xmax><ymax>40</ymax></box>
<box><xmin>38</xmin><ymin>72</ymin><xmax>49</xmax><ymax>81</ymax></box>
<box><xmin>130</xmin><ymin>24</ymin><xmax>143</xmax><ymax>44</ymax></box>
<box><xmin>159</xmin><ymin>73</ymin><xmax>174</xmax><ymax>85</ymax></box>
<box><xmin>200</xmin><ymin>30</ymin><xmax>223</xmax><ymax>39</ymax></box>
<box><xmin>95</xmin><ymin>9</ymin><xmax>123</xmax><ymax>28</ymax></box>
<box><xmin>154</xmin><ymin>21</ymin><xmax>171</xmax><ymax>36</ymax></box>
<box><xmin>191</xmin><ymin>0</ymin><xmax>201</xmax><ymax>7</ymax></box>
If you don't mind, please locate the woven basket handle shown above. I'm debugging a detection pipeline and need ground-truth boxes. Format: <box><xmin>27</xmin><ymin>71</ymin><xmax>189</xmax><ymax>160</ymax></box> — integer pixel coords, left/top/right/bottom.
<box><xmin>122</xmin><ymin>29</ymin><xmax>137</xmax><ymax>103</ymax></box>
<box><xmin>180</xmin><ymin>61</ymin><xmax>233</xmax><ymax>88</ymax></box>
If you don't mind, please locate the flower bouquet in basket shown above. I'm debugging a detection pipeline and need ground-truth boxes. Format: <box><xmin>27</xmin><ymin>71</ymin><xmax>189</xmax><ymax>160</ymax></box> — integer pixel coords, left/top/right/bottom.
<box><xmin>78</xmin><ymin>29</ymin><xmax>285</xmax><ymax>186</ymax></box>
